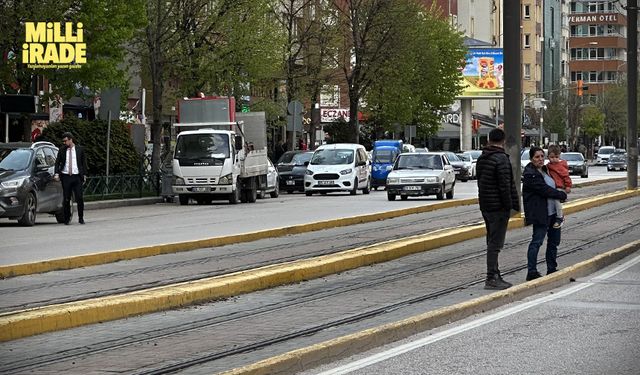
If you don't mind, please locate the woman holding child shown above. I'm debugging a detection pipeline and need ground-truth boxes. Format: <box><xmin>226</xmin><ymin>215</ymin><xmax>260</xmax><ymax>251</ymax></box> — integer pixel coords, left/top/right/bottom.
<box><xmin>522</xmin><ymin>146</ymin><xmax>568</xmax><ymax>281</ymax></box>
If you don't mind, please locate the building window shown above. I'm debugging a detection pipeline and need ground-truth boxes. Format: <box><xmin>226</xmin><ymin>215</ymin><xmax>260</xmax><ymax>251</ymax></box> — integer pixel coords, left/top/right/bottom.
<box><xmin>550</xmin><ymin>7</ymin><xmax>555</xmax><ymax>36</ymax></box>
<box><xmin>524</xmin><ymin>64</ymin><xmax>531</xmax><ymax>80</ymax></box>
<box><xmin>523</xmin><ymin>4</ymin><xmax>530</xmax><ymax>19</ymax></box>
<box><xmin>524</xmin><ymin>34</ymin><xmax>531</xmax><ymax>49</ymax></box>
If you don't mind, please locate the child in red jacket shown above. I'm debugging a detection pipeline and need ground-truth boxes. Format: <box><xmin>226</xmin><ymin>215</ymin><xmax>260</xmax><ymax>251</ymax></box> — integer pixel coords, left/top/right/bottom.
<box><xmin>546</xmin><ymin>145</ymin><xmax>572</xmax><ymax>228</ymax></box>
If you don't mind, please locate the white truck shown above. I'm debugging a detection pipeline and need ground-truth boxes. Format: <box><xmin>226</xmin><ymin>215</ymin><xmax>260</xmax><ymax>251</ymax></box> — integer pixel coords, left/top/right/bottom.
<box><xmin>171</xmin><ymin>97</ymin><xmax>269</xmax><ymax>205</ymax></box>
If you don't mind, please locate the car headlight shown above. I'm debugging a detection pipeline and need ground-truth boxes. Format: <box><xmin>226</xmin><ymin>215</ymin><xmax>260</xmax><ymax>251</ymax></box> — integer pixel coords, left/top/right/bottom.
<box><xmin>305</xmin><ymin>169</ymin><xmax>314</xmax><ymax>175</ymax></box>
<box><xmin>385</xmin><ymin>165</ymin><xmax>393</xmax><ymax>171</ymax></box>
<box><xmin>339</xmin><ymin>168</ymin><xmax>352</xmax><ymax>175</ymax></box>
<box><xmin>173</xmin><ymin>176</ymin><xmax>185</xmax><ymax>185</ymax></box>
<box><xmin>0</xmin><ymin>177</ymin><xmax>28</xmax><ymax>190</ymax></box>
<box><xmin>387</xmin><ymin>177</ymin><xmax>399</xmax><ymax>184</ymax></box>
<box><xmin>218</xmin><ymin>174</ymin><xmax>233</xmax><ymax>184</ymax></box>
<box><xmin>425</xmin><ymin>176</ymin><xmax>438</xmax><ymax>183</ymax></box>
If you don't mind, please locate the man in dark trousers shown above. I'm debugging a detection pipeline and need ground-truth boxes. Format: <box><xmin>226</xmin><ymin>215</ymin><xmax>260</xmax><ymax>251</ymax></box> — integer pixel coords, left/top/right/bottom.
<box><xmin>54</xmin><ymin>132</ymin><xmax>88</xmax><ymax>224</ymax></box>
<box><xmin>476</xmin><ymin>128</ymin><xmax>520</xmax><ymax>289</ymax></box>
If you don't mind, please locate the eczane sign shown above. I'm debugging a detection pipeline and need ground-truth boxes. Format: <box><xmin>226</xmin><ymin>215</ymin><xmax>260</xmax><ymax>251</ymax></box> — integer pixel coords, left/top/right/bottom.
<box><xmin>321</xmin><ymin>108</ymin><xmax>349</xmax><ymax>122</ymax></box>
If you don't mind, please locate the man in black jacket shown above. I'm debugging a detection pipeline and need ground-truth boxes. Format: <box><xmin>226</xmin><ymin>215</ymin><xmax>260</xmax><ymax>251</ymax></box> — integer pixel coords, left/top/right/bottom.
<box><xmin>54</xmin><ymin>132</ymin><xmax>88</xmax><ymax>225</ymax></box>
<box><xmin>476</xmin><ymin>128</ymin><xmax>520</xmax><ymax>289</ymax></box>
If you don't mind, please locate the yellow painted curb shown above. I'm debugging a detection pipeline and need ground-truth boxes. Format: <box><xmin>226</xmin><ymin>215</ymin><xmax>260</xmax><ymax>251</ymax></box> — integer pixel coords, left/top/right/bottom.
<box><xmin>0</xmin><ymin>198</ymin><xmax>478</xmax><ymax>279</ymax></box>
<box><xmin>221</xmin><ymin>239</ymin><xmax>640</xmax><ymax>375</ymax></box>
<box><xmin>0</xmin><ymin>189</ymin><xmax>637</xmax><ymax>342</ymax></box>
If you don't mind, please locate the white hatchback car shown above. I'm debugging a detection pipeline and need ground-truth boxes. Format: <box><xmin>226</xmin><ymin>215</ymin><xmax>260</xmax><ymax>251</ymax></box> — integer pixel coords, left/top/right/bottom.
<box><xmin>304</xmin><ymin>143</ymin><xmax>371</xmax><ymax>196</ymax></box>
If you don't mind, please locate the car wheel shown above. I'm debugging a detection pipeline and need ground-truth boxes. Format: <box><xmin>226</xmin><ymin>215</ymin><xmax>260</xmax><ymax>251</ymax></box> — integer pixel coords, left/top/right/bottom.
<box><xmin>581</xmin><ymin>173</ymin><xmax>588</xmax><ymax>178</ymax></box>
<box><xmin>446</xmin><ymin>184</ymin><xmax>454</xmax><ymax>199</ymax></box>
<box><xmin>400</xmin><ymin>195</ymin><xmax>408</xmax><ymax>200</ymax></box>
<box><xmin>363</xmin><ymin>178</ymin><xmax>371</xmax><ymax>194</ymax></box>
<box><xmin>387</xmin><ymin>193</ymin><xmax>396</xmax><ymax>201</ymax></box>
<box><xmin>350</xmin><ymin>178</ymin><xmax>358</xmax><ymax>195</ymax></box>
<box><xmin>270</xmin><ymin>181</ymin><xmax>280</xmax><ymax>198</ymax></box>
<box><xmin>305</xmin><ymin>190</ymin><xmax>313</xmax><ymax>196</ymax></box>
<box><xmin>18</xmin><ymin>193</ymin><xmax>37</xmax><ymax>226</ymax></box>
<box><xmin>436</xmin><ymin>183</ymin><xmax>445</xmax><ymax>200</ymax></box>
<box><xmin>179</xmin><ymin>194</ymin><xmax>189</xmax><ymax>206</ymax></box>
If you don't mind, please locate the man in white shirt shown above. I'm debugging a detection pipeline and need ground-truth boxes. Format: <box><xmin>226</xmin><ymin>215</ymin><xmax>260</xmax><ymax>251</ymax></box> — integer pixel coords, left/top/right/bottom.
<box><xmin>54</xmin><ymin>132</ymin><xmax>88</xmax><ymax>224</ymax></box>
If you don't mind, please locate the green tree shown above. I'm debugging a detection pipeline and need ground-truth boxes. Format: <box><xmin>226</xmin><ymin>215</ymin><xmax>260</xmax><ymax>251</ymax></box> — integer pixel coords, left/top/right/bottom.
<box><xmin>0</xmin><ymin>0</ymin><xmax>145</xmax><ymax>99</ymax></box>
<box><xmin>581</xmin><ymin>105</ymin><xmax>605</xmax><ymax>154</ymax></box>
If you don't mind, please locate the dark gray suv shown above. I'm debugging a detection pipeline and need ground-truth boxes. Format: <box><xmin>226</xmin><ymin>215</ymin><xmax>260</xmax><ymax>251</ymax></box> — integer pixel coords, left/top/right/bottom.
<box><xmin>0</xmin><ymin>141</ymin><xmax>70</xmax><ymax>226</ymax></box>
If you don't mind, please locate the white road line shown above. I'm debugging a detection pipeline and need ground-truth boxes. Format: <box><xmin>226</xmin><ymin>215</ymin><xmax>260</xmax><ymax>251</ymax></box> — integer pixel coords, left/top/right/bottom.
<box><xmin>316</xmin><ymin>253</ymin><xmax>640</xmax><ymax>375</ymax></box>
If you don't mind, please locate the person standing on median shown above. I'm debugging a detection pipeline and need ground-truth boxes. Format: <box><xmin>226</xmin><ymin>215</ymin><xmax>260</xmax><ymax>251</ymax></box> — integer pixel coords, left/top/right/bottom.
<box><xmin>476</xmin><ymin>128</ymin><xmax>520</xmax><ymax>290</ymax></box>
<box><xmin>54</xmin><ymin>132</ymin><xmax>88</xmax><ymax>225</ymax></box>
<box><xmin>522</xmin><ymin>146</ymin><xmax>568</xmax><ymax>281</ymax></box>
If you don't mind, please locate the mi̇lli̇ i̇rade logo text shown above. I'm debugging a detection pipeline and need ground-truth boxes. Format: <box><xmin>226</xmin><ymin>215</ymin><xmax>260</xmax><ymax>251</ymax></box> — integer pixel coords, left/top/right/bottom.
<box><xmin>22</xmin><ymin>22</ymin><xmax>86</xmax><ymax>69</ymax></box>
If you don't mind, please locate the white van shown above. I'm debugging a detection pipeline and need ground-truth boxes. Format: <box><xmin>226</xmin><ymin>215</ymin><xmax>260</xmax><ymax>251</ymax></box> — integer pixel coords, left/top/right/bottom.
<box><xmin>304</xmin><ymin>143</ymin><xmax>371</xmax><ymax>196</ymax></box>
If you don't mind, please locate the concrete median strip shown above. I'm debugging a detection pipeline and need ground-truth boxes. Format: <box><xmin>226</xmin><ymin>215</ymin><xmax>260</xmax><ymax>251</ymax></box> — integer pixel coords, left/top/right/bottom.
<box><xmin>0</xmin><ymin>189</ymin><xmax>637</xmax><ymax>342</ymax></box>
<box><xmin>221</xmin><ymin>238</ymin><xmax>640</xmax><ymax>375</ymax></box>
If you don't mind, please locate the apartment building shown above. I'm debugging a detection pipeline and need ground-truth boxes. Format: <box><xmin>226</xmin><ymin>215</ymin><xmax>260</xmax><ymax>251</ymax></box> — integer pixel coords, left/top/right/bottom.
<box><xmin>568</xmin><ymin>0</ymin><xmax>629</xmax><ymax>97</ymax></box>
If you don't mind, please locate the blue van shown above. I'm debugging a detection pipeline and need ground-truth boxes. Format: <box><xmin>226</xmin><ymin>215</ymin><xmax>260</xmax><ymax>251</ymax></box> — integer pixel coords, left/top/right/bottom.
<box><xmin>371</xmin><ymin>140</ymin><xmax>402</xmax><ymax>189</ymax></box>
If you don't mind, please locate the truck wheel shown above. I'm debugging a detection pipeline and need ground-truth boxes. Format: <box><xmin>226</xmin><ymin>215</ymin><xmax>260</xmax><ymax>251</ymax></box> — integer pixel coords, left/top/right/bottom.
<box><xmin>229</xmin><ymin>184</ymin><xmax>241</xmax><ymax>204</ymax></box>
<box><xmin>247</xmin><ymin>184</ymin><xmax>257</xmax><ymax>203</ymax></box>
<box><xmin>18</xmin><ymin>193</ymin><xmax>37</xmax><ymax>226</ymax></box>
<box><xmin>179</xmin><ymin>195</ymin><xmax>189</xmax><ymax>206</ymax></box>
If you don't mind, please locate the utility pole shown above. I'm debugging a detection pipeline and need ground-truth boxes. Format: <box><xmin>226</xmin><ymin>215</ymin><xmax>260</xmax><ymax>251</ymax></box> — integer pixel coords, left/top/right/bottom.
<box><xmin>504</xmin><ymin>0</ymin><xmax>522</xmax><ymax>189</ymax></box>
<box><xmin>627</xmin><ymin>0</ymin><xmax>638</xmax><ymax>189</ymax></box>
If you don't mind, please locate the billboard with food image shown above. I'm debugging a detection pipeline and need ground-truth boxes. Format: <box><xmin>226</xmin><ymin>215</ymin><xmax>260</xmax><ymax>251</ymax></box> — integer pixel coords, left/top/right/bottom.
<box><xmin>460</xmin><ymin>48</ymin><xmax>504</xmax><ymax>97</ymax></box>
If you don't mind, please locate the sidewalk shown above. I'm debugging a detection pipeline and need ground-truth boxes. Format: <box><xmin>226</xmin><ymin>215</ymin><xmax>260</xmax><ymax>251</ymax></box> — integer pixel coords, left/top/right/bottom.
<box><xmin>84</xmin><ymin>196</ymin><xmax>164</xmax><ymax>210</ymax></box>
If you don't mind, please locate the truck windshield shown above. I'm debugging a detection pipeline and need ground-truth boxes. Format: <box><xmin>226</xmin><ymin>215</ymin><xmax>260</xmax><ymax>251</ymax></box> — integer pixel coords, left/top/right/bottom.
<box><xmin>310</xmin><ymin>149</ymin><xmax>354</xmax><ymax>165</ymax></box>
<box><xmin>175</xmin><ymin>134</ymin><xmax>230</xmax><ymax>161</ymax></box>
<box><xmin>373</xmin><ymin>149</ymin><xmax>395</xmax><ymax>163</ymax></box>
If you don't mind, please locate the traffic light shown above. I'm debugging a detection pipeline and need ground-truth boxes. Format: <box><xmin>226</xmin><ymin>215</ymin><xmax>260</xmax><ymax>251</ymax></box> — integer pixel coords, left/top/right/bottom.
<box><xmin>577</xmin><ymin>80</ymin><xmax>589</xmax><ymax>96</ymax></box>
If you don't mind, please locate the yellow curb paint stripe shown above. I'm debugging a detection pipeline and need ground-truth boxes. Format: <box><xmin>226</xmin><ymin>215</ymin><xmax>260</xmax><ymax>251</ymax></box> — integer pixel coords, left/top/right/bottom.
<box><xmin>220</xmin><ymin>239</ymin><xmax>640</xmax><ymax>375</ymax></box>
<box><xmin>0</xmin><ymin>190</ymin><xmax>637</xmax><ymax>342</ymax></box>
<box><xmin>0</xmin><ymin>198</ymin><xmax>477</xmax><ymax>279</ymax></box>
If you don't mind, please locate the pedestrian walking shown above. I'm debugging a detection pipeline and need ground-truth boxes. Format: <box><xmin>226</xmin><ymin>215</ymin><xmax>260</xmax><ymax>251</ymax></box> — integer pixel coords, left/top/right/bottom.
<box><xmin>476</xmin><ymin>128</ymin><xmax>520</xmax><ymax>290</ymax></box>
<box><xmin>54</xmin><ymin>132</ymin><xmax>88</xmax><ymax>225</ymax></box>
<box><xmin>546</xmin><ymin>145</ymin><xmax>572</xmax><ymax>228</ymax></box>
<box><xmin>522</xmin><ymin>146</ymin><xmax>568</xmax><ymax>281</ymax></box>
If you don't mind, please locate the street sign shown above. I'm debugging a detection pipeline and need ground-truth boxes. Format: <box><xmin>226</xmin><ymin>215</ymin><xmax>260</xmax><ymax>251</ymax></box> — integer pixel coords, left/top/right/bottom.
<box><xmin>287</xmin><ymin>100</ymin><xmax>304</xmax><ymax>131</ymax></box>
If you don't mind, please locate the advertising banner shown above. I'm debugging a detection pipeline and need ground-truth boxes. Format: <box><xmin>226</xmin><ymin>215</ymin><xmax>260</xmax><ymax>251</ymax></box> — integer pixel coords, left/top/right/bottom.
<box><xmin>460</xmin><ymin>48</ymin><xmax>504</xmax><ymax>97</ymax></box>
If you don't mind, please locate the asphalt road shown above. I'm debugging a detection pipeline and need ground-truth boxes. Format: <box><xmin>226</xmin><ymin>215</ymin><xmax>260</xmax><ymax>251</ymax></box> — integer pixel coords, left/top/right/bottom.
<box><xmin>0</xmin><ymin>166</ymin><xmax>633</xmax><ymax>266</ymax></box>
<box><xmin>306</xmin><ymin>254</ymin><xmax>640</xmax><ymax>375</ymax></box>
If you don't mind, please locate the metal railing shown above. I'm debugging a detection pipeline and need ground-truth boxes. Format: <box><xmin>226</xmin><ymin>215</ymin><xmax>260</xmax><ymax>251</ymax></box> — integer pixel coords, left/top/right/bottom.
<box><xmin>83</xmin><ymin>155</ymin><xmax>161</xmax><ymax>201</ymax></box>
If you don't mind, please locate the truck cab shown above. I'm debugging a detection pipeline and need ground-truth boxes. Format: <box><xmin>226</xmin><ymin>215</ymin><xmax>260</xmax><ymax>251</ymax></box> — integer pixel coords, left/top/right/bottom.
<box><xmin>371</xmin><ymin>140</ymin><xmax>402</xmax><ymax>189</ymax></box>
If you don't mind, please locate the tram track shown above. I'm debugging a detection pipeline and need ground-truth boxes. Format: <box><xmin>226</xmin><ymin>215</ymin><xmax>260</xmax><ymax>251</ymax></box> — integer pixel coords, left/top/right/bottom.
<box><xmin>2</xmin><ymin>200</ymin><xmax>637</xmax><ymax>374</ymax></box>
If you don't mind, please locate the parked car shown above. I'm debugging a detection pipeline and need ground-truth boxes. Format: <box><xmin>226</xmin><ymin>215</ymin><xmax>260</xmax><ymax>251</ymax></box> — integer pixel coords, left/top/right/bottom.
<box><xmin>607</xmin><ymin>149</ymin><xmax>628</xmax><ymax>171</ymax></box>
<box><xmin>304</xmin><ymin>143</ymin><xmax>371</xmax><ymax>196</ymax></box>
<box><xmin>276</xmin><ymin>151</ymin><xmax>313</xmax><ymax>193</ymax></box>
<box><xmin>258</xmin><ymin>159</ymin><xmax>279</xmax><ymax>199</ymax></box>
<box><xmin>386</xmin><ymin>152</ymin><xmax>456</xmax><ymax>201</ymax></box>
<box><xmin>0</xmin><ymin>142</ymin><xmax>70</xmax><ymax>226</ymax></box>
<box><xmin>560</xmin><ymin>152</ymin><xmax>589</xmax><ymax>178</ymax></box>
<box><xmin>442</xmin><ymin>151</ymin><xmax>470</xmax><ymax>182</ymax></box>
<box><xmin>457</xmin><ymin>150</ymin><xmax>481</xmax><ymax>179</ymax></box>
<box><xmin>596</xmin><ymin>145</ymin><xmax>616</xmax><ymax>165</ymax></box>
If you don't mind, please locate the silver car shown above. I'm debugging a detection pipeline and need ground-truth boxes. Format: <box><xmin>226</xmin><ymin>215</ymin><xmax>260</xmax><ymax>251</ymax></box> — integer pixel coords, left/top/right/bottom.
<box><xmin>560</xmin><ymin>152</ymin><xmax>589</xmax><ymax>178</ymax></box>
<box><xmin>385</xmin><ymin>152</ymin><xmax>456</xmax><ymax>201</ymax></box>
<box><xmin>607</xmin><ymin>149</ymin><xmax>627</xmax><ymax>171</ymax></box>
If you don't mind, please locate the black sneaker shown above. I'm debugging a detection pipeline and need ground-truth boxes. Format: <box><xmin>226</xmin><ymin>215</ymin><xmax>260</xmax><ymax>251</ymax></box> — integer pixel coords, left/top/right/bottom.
<box><xmin>547</xmin><ymin>269</ymin><xmax>557</xmax><ymax>275</ymax></box>
<box><xmin>484</xmin><ymin>275</ymin><xmax>512</xmax><ymax>290</ymax></box>
<box><xmin>526</xmin><ymin>271</ymin><xmax>542</xmax><ymax>281</ymax></box>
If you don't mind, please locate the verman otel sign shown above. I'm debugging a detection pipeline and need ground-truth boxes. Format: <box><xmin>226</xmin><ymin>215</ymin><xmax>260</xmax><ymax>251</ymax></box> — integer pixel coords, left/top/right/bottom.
<box><xmin>568</xmin><ymin>14</ymin><xmax>618</xmax><ymax>24</ymax></box>
<box><xmin>22</xmin><ymin>22</ymin><xmax>86</xmax><ymax>69</ymax></box>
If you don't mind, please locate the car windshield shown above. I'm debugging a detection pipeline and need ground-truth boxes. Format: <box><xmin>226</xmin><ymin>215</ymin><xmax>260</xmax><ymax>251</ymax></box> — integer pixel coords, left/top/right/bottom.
<box><xmin>560</xmin><ymin>153</ymin><xmax>583</xmax><ymax>161</ymax></box>
<box><xmin>598</xmin><ymin>147</ymin><xmax>614</xmax><ymax>155</ymax></box>
<box><xmin>310</xmin><ymin>149</ymin><xmax>354</xmax><ymax>165</ymax></box>
<box><xmin>373</xmin><ymin>149</ymin><xmax>396</xmax><ymax>163</ymax></box>
<box><xmin>395</xmin><ymin>154</ymin><xmax>442</xmax><ymax>170</ymax></box>
<box><xmin>0</xmin><ymin>148</ymin><xmax>32</xmax><ymax>171</ymax></box>
<box><xmin>457</xmin><ymin>154</ymin><xmax>470</xmax><ymax>161</ymax></box>
<box><xmin>291</xmin><ymin>152</ymin><xmax>313</xmax><ymax>165</ymax></box>
<box><xmin>613</xmin><ymin>149</ymin><xmax>626</xmax><ymax>154</ymax></box>
<box><xmin>467</xmin><ymin>150</ymin><xmax>482</xmax><ymax>159</ymax></box>
<box><xmin>175</xmin><ymin>134</ymin><xmax>230</xmax><ymax>159</ymax></box>
<box><xmin>277</xmin><ymin>151</ymin><xmax>297</xmax><ymax>164</ymax></box>
<box><xmin>446</xmin><ymin>153</ymin><xmax>460</xmax><ymax>162</ymax></box>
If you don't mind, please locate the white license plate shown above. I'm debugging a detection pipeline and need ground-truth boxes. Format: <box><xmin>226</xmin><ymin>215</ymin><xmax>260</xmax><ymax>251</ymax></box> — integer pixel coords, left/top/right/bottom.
<box><xmin>286</xmin><ymin>180</ymin><xmax>295</xmax><ymax>185</ymax></box>
<box><xmin>454</xmin><ymin>170</ymin><xmax>460</xmax><ymax>174</ymax></box>
<box><xmin>404</xmin><ymin>186</ymin><xmax>421</xmax><ymax>190</ymax></box>
<box><xmin>193</xmin><ymin>187</ymin><xmax>207</xmax><ymax>192</ymax></box>
<box><xmin>318</xmin><ymin>180</ymin><xmax>334</xmax><ymax>185</ymax></box>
